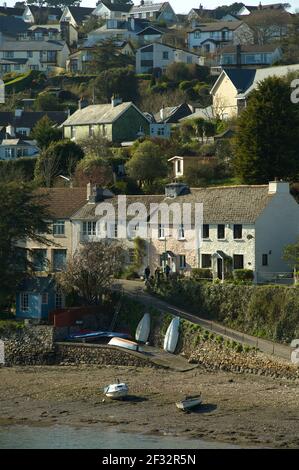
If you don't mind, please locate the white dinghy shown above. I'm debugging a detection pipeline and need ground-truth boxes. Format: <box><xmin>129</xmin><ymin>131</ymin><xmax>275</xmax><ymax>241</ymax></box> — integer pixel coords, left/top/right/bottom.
<box><xmin>104</xmin><ymin>382</ymin><xmax>128</xmax><ymax>400</ymax></box>
<box><xmin>108</xmin><ymin>337</ymin><xmax>140</xmax><ymax>351</ymax></box>
<box><xmin>290</xmin><ymin>339</ymin><xmax>299</xmax><ymax>365</ymax></box>
<box><xmin>164</xmin><ymin>316</ymin><xmax>180</xmax><ymax>353</ymax></box>
<box><xmin>135</xmin><ymin>313</ymin><xmax>151</xmax><ymax>343</ymax></box>
<box><xmin>176</xmin><ymin>395</ymin><xmax>202</xmax><ymax>411</ymax></box>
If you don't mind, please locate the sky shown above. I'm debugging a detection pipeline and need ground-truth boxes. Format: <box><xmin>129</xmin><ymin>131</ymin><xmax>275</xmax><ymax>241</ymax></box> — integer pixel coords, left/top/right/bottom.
<box><xmin>3</xmin><ymin>0</ymin><xmax>299</xmax><ymax>14</ymax></box>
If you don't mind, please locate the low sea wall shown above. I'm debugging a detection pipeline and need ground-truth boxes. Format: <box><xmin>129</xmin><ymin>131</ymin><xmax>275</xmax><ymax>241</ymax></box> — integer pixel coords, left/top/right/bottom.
<box><xmin>55</xmin><ymin>342</ymin><xmax>160</xmax><ymax>368</ymax></box>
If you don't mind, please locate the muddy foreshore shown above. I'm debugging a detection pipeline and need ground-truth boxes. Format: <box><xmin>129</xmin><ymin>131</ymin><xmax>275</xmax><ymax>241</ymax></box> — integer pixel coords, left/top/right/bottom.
<box><xmin>0</xmin><ymin>364</ymin><xmax>299</xmax><ymax>448</ymax></box>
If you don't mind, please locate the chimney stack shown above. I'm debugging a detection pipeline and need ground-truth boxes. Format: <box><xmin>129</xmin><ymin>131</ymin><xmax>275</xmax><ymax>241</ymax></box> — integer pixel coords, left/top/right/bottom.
<box><xmin>78</xmin><ymin>97</ymin><xmax>88</xmax><ymax>110</ymax></box>
<box><xmin>111</xmin><ymin>95</ymin><xmax>122</xmax><ymax>107</ymax></box>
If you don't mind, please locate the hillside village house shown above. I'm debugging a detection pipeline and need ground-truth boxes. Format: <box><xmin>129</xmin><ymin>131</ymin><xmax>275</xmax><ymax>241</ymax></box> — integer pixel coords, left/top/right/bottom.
<box><xmin>93</xmin><ymin>1</ymin><xmax>132</xmax><ymax>20</ymax></box>
<box><xmin>0</xmin><ymin>15</ymin><xmax>29</xmax><ymax>41</ymax></box>
<box><xmin>86</xmin><ymin>17</ymin><xmax>150</xmax><ymax>45</ymax></box>
<box><xmin>211</xmin><ymin>64</ymin><xmax>299</xmax><ymax>118</ymax></box>
<box><xmin>16</xmin><ymin>187</ymin><xmax>87</xmax><ymax>320</ymax></box>
<box><xmin>0</xmin><ymin>110</ymin><xmax>68</xmax><ymax>137</ymax></box>
<box><xmin>148</xmin><ymin>103</ymin><xmax>193</xmax><ymax>138</ymax></box>
<box><xmin>0</xmin><ymin>39</ymin><xmax>70</xmax><ymax>75</ymax></box>
<box><xmin>22</xmin><ymin>5</ymin><xmax>62</xmax><ymax>24</ymax></box>
<box><xmin>62</xmin><ymin>98</ymin><xmax>150</xmax><ymax>143</ymax></box>
<box><xmin>187</xmin><ymin>21</ymin><xmax>254</xmax><ymax>54</ymax></box>
<box><xmin>129</xmin><ymin>1</ymin><xmax>178</xmax><ymax>24</ymax></box>
<box><xmin>136</xmin><ymin>42</ymin><xmax>202</xmax><ymax>74</ymax></box>
<box><xmin>218</xmin><ymin>44</ymin><xmax>282</xmax><ymax>67</ymax></box>
<box><xmin>67</xmin><ymin>41</ymin><xmax>134</xmax><ymax>73</ymax></box>
<box><xmin>0</xmin><ymin>138</ymin><xmax>39</xmax><ymax>160</ymax></box>
<box><xmin>168</xmin><ymin>155</ymin><xmax>217</xmax><ymax>179</ymax></box>
<box><xmin>59</xmin><ymin>6</ymin><xmax>95</xmax><ymax>28</ymax></box>
<box><xmin>147</xmin><ymin>181</ymin><xmax>299</xmax><ymax>283</ymax></box>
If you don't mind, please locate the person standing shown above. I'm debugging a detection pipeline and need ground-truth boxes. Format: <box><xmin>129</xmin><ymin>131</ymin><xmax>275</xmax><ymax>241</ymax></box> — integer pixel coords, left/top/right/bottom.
<box><xmin>144</xmin><ymin>266</ymin><xmax>150</xmax><ymax>281</ymax></box>
<box><xmin>165</xmin><ymin>264</ymin><xmax>170</xmax><ymax>279</ymax></box>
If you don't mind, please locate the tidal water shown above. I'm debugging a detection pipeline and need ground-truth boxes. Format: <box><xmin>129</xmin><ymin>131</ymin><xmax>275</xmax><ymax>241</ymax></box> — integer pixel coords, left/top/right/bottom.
<box><xmin>0</xmin><ymin>425</ymin><xmax>241</xmax><ymax>449</ymax></box>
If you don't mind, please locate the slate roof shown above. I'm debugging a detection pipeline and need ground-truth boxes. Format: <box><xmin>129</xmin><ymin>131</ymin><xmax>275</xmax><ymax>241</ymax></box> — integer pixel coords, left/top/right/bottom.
<box><xmin>101</xmin><ymin>1</ymin><xmax>133</xmax><ymax>13</ymax></box>
<box><xmin>67</xmin><ymin>6</ymin><xmax>94</xmax><ymax>23</ymax></box>
<box><xmin>72</xmin><ymin>194</ymin><xmax>165</xmax><ymax>220</ymax></box>
<box><xmin>131</xmin><ymin>2</ymin><xmax>173</xmax><ymax>14</ymax></box>
<box><xmin>154</xmin><ymin>103</ymin><xmax>192</xmax><ymax>124</ymax></box>
<box><xmin>189</xmin><ymin>21</ymin><xmax>244</xmax><ymax>33</ymax></box>
<box><xmin>27</xmin><ymin>5</ymin><xmax>63</xmax><ymax>17</ymax></box>
<box><xmin>241</xmin><ymin>63</ymin><xmax>299</xmax><ymax>97</ymax></box>
<box><xmin>220</xmin><ymin>44</ymin><xmax>280</xmax><ymax>53</ymax></box>
<box><xmin>173</xmin><ymin>185</ymin><xmax>275</xmax><ymax>224</ymax></box>
<box><xmin>244</xmin><ymin>3</ymin><xmax>289</xmax><ymax>11</ymax></box>
<box><xmin>36</xmin><ymin>187</ymin><xmax>87</xmax><ymax>219</ymax></box>
<box><xmin>62</xmin><ymin>102</ymin><xmax>145</xmax><ymax>126</ymax></box>
<box><xmin>0</xmin><ymin>16</ymin><xmax>29</xmax><ymax>36</ymax></box>
<box><xmin>0</xmin><ymin>111</ymin><xmax>68</xmax><ymax>129</ymax></box>
<box><xmin>0</xmin><ymin>6</ymin><xmax>25</xmax><ymax>17</ymax></box>
<box><xmin>0</xmin><ymin>40</ymin><xmax>66</xmax><ymax>51</ymax></box>
<box><xmin>72</xmin><ymin>185</ymin><xmax>276</xmax><ymax>225</ymax></box>
<box><xmin>222</xmin><ymin>68</ymin><xmax>256</xmax><ymax>93</ymax></box>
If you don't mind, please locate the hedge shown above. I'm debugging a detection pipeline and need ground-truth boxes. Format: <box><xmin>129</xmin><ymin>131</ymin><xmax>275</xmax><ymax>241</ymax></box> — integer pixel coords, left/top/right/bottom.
<box><xmin>150</xmin><ymin>278</ymin><xmax>299</xmax><ymax>343</ymax></box>
<box><xmin>0</xmin><ymin>157</ymin><xmax>37</xmax><ymax>182</ymax></box>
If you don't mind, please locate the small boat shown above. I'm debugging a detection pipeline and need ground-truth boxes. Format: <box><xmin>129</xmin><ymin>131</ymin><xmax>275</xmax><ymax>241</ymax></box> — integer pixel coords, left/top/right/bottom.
<box><xmin>66</xmin><ymin>330</ymin><xmax>130</xmax><ymax>343</ymax></box>
<box><xmin>290</xmin><ymin>339</ymin><xmax>299</xmax><ymax>349</ymax></box>
<box><xmin>176</xmin><ymin>395</ymin><xmax>202</xmax><ymax>411</ymax></box>
<box><xmin>135</xmin><ymin>313</ymin><xmax>151</xmax><ymax>343</ymax></box>
<box><xmin>164</xmin><ymin>316</ymin><xmax>180</xmax><ymax>353</ymax></box>
<box><xmin>104</xmin><ymin>382</ymin><xmax>128</xmax><ymax>400</ymax></box>
<box><xmin>108</xmin><ymin>337</ymin><xmax>140</xmax><ymax>352</ymax></box>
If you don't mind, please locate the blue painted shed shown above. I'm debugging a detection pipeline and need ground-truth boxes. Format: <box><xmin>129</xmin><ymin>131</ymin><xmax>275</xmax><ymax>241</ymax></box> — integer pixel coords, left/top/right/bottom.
<box><xmin>16</xmin><ymin>277</ymin><xmax>63</xmax><ymax>320</ymax></box>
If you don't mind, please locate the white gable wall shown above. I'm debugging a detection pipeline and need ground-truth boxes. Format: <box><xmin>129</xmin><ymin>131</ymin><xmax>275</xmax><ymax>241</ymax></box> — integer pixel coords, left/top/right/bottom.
<box><xmin>255</xmin><ymin>187</ymin><xmax>299</xmax><ymax>282</ymax></box>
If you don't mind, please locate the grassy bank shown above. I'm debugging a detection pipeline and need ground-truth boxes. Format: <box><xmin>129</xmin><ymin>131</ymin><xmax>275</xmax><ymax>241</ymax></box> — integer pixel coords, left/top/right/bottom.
<box><xmin>148</xmin><ymin>279</ymin><xmax>299</xmax><ymax>343</ymax></box>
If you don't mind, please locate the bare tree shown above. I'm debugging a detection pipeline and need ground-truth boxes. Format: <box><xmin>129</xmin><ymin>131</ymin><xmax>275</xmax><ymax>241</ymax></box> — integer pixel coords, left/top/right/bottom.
<box><xmin>78</xmin><ymin>134</ymin><xmax>113</xmax><ymax>159</ymax></box>
<box><xmin>37</xmin><ymin>149</ymin><xmax>60</xmax><ymax>188</ymax></box>
<box><xmin>243</xmin><ymin>10</ymin><xmax>291</xmax><ymax>44</ymax></box>
<box><xmin>58</xmin><ymin>242</ymin><xmax>125</xmax><ymax>305</ymax></box>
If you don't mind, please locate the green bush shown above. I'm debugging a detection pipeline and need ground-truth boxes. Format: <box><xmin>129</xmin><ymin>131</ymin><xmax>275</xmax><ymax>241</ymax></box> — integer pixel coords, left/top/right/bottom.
<box><xmin>136</xmin><ymin>74</ymin><xmax>152</xmax><ymax>80</ymax></box>
<box><xmin>0</xmin><ymin>157</ymin><xmax>37</xmax><ymax>182</ymax></box>
<box><xmin>5</xmin><ymin>70</ymin><xmax>45</xmax><ymax>94</ymax></box>
<box><xmin>191</xmin><ymin>268</ymin><xmax>213</xmax><ymax>281</ymax></box>
<box><xmin>233</xmin><ymin>269</ymin><xmax>254</xmax><ymax>282</ymax></box>
<box><xmin>151</xmin><ymin>278</ymin><xmax>299</xmax><ymax>343</ymax></box>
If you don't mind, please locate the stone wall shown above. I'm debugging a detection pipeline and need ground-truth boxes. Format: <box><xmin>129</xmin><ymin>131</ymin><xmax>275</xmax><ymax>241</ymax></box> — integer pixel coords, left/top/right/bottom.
<box><xmin>55</xmin><ymin>343</ymin><xmax>160</xmax><ymax>368</ymax></box>
<box><xmin>2</xmin><ymin>325</ymin><xmax>56</xmax><ymax>366</ymax></box>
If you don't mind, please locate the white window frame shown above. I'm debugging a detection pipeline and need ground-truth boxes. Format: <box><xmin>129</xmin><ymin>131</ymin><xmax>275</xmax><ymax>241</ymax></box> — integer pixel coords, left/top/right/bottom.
<box><xmin>83</xmin><ymin>221</ymin><xmax>97</xmax><ymax>236</ymax></box>
<box><xmin>53</xmin><ymin>220</ymin><xmax>65</xmax><ymax>236</ymax></box>
<box><xmin>20</xmin><ymin>292</ymin><xmax>29</xmax><ymax>312</ymax></box>
<box><xmin>158</xmin><ymin>224</ymin><xmax>165</xmax><ymax>239</ymax></box>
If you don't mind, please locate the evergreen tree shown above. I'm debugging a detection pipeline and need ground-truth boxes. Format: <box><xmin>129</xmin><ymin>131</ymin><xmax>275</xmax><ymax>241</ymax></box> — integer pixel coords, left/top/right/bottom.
<box><xmin>0</xmin><ymin>183</ymin><xmax>51</xmax><ymax>307</ymax></box>
<box><xmin>31</xmin><ymin>116</ymin><xmax>62</xmax><ymax>149</ymax></box>
<box><xmin>233</xmin><ymin>76</ymin><xmax>299</xmax><ymax>184</ymax></box>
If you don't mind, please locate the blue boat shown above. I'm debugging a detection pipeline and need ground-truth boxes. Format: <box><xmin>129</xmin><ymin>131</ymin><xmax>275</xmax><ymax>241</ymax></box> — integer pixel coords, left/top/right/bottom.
<box><xmin>66</xmin><ymin>331</ymin><xmax>130</xmax><ymax>343</ymax></box>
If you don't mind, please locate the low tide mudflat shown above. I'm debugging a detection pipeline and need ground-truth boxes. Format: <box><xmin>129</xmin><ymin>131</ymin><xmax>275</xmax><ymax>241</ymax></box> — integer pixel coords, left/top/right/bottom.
<box><xmin>0</xmin><ymin>365</ymin><xmax>298</xmax><ymax>448</ymax></box>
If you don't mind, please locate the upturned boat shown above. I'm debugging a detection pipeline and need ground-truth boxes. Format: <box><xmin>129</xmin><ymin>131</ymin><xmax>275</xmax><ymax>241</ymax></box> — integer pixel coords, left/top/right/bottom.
<box><xmin>176</xmin><ymin>394</ymin><xmax>202</xmax><ymax>411</ymax></box>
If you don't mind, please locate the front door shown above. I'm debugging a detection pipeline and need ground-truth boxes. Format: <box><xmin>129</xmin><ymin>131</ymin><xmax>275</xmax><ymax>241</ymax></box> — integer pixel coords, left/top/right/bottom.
<box><xmin>217</xmin><ymin>258</ymin><xmax>223</xmax><ymax>280</ymax></box>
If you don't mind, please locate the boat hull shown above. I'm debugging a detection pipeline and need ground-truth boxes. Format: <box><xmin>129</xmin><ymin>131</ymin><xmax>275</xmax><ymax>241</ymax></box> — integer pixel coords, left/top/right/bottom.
<box><xmin>176</xmin><ymin>398</ymin><xmax>202</xmax><ymax>411</ymax></box>
<box><xmin>108</xmin><ymin>337</ymin><xmax>139</xmax><ymax>351</ymax></box>
<box><xmin>135</xmin><ymin>313</ymin><xmax>151</xmax><ymax>343</ymax></box>
<box><xmin>164</xmin><ymin>317</ymin><xmax>180</xmax><ymax>353</ymax></box>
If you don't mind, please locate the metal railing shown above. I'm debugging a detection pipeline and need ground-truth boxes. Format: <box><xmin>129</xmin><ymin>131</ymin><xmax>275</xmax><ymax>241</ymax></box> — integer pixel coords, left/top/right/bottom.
<box><xmin>121</xmin><ymin>284</ymin><xmax>292</xmax><ymax>362</ymax></box>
